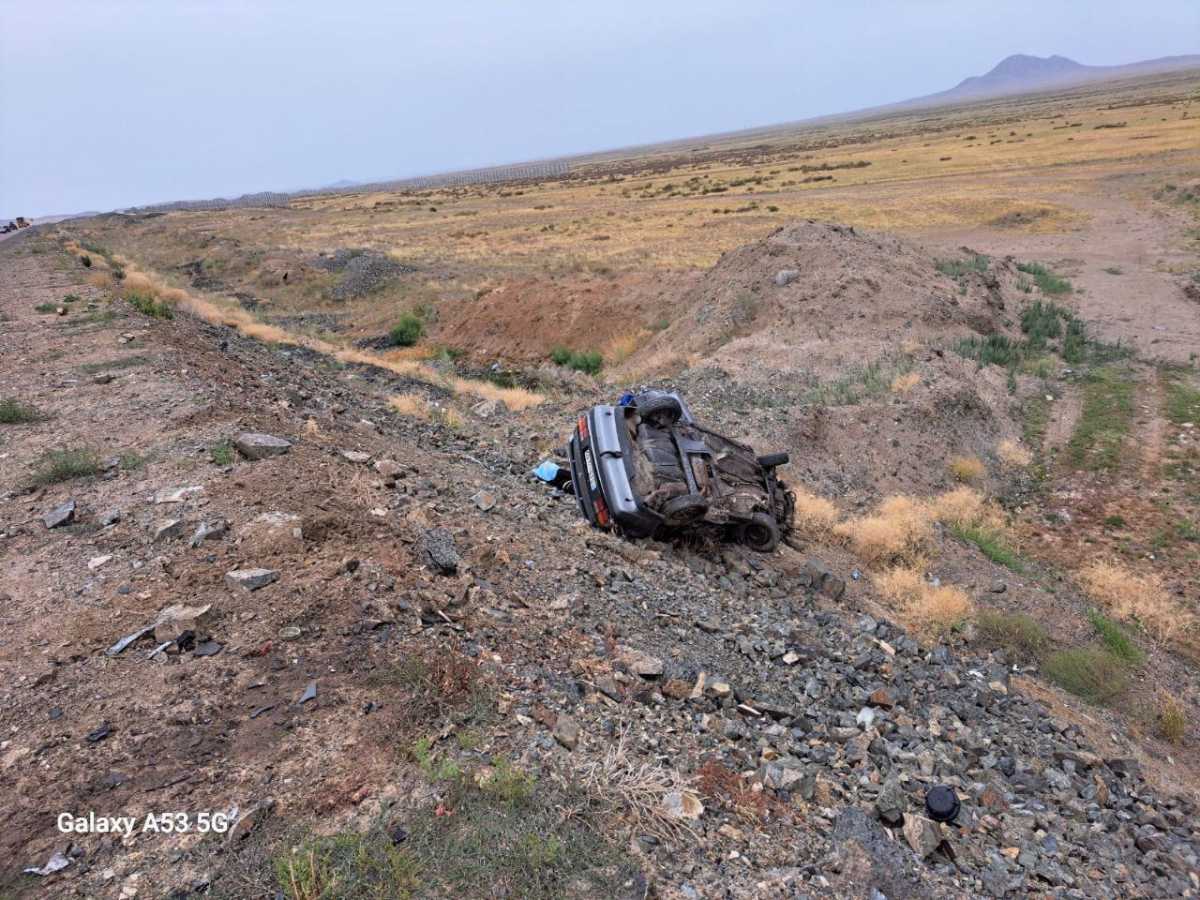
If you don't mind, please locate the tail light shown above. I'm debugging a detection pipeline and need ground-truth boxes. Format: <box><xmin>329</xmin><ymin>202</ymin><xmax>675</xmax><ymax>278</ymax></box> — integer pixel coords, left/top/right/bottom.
<box><xmin>593</xmin><ymin>493</ymin><xmax>611</xmax><ymax>527</ymax></box>
<box><xmin>577</xmin><ymin>414</ymin><xmax>589</xmax><ymax>442</ymax></box>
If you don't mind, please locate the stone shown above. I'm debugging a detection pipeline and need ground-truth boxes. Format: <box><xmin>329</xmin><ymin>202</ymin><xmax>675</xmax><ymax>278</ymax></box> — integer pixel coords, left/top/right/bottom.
<box><xmin>225</xmin><ymin>568</ymin><xmax>279</xmax><ymax>592</ymax></box>
<box><xmin>419</xmin><ymin>528</ymin><xmax>459</xmax><ymax>574</ymax></box>
<box><xmin>189</xmin><ymin>519</ymin><xmax>228</xmax><ymax>547</ymax></box>
<box><xmin>374</xmin><ymin>459</ymin><xmax>404</xmax><ymax>480</ymax></box>
<box><xmin>616</xmin><ymin>646</ymin><xmax>664</xmax><ymax>678</ymax></box>
<box><xmin>774</xmin><ymin>269</ymin><xmax>800</xmax><ymax>287</ymax></box>
<box><xmin>154</xmin><ymin>603</ymin><xmax>212</xmax><ymax>643</ymax></box>
<box><xmin>226</xmin><ymin>799</ymin><xmax>275</xmax><ymax>843</ymax></box>
<box><xmin>472</xmin><ymin>490</ymin><xmax>497</xmax><ymax>512</ymax></box>
<box><xmin>152</xmin><ymin>519</ymin><xmax>185</xmax><ymax>543</ymax></box>
<box><xmin>340</xmin><ymin>449</ymin><xmax>371</xmax><ymax>464</ymax></box>
<box><xmin>154</xmin><ymin>485</ymin><xmax>203</xmax><ymax>504</ymax></box>
<box><xmin>43</xmin><ymin>499</ymin><xmax>76</xmax><ymax>529</ymax></box>
<box><xmin>661</xmin><ymin>678</ymin><xmax>692</xmax><ymax>700</ymax></box>
<box><xmin>902</xmin><ymin>815</ymin><xmax>941</xmax><ymax>858</ymax></box>
<box><xmin>99</xmin><ymin>509</ymin><xmax>122</xmax><ymax>526</ymax></box>
<box><xmin>868</xmin><ymin>687</ymin><xmax>894</xmax><ymax>709</ymax></box>
<box><xmin>661</xmin><ymin>791</ymin><xmax>704</xmax><ymax>821</ymax></box>
<box><xmin>553</xmin><ymin>715</ymin><xmax>580</xmax><ymax>750</ymax></box>
<box><xmin>233</xmin><ymin>432</ymin><xmax>292</xmax><ymax>460</ymax></box>
<box><xmin>876</xmin><ymin>776</ymin><xmax>907</xmax><ymax>825</ymax></box>
<box><xmin>88</xmin><ymin>555</ymin><xmax>113</xmax><ymax>571</ymax></box>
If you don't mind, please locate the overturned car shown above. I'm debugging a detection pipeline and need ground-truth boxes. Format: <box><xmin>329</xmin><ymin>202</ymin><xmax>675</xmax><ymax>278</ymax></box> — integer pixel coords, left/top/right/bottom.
<box><xmin>568</xmin><ymin>391</ymin><xmax>795</xmax><ymax>551</ymax></box>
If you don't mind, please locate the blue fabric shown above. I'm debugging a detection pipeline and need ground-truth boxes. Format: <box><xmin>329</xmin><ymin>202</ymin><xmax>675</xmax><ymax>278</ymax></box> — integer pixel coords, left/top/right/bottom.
<box><xmin>618</xmin><ymin>392</ymin><xmax>635</xmax><ymax>406</ymax></box>
<box><xmin>532</xmin><ymin>460</ymin><xmax>561</xmax><ymax>482</ymax></box>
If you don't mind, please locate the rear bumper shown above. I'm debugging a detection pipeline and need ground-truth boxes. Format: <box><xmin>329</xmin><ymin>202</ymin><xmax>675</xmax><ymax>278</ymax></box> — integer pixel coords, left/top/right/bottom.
<box><xmin>569</xmin><ymin>406</ymin><xmax>660</xmax><ymax>537</ymax></box>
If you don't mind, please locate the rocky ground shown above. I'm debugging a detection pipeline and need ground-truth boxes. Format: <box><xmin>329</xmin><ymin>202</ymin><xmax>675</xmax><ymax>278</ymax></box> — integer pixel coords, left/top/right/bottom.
<box><xmin>2</xmin><ymin>230</ymin><xmax>1199</xmax><ymax>899</ymax></box>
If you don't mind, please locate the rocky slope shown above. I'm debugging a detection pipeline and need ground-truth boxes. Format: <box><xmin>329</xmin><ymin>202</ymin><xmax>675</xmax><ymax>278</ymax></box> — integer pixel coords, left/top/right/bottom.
<box><xmin>1</xmin><ymin>230</ymin><xmax>1197</xmax><ymax>898</ymax></box>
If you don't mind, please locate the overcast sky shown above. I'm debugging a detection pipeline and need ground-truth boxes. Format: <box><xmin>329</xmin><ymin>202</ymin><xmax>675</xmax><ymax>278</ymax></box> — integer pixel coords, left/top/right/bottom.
<box><xmin>1</xmin><ymin>0</ymin><xmax>1196</xmax><ymax>217</ymax></box>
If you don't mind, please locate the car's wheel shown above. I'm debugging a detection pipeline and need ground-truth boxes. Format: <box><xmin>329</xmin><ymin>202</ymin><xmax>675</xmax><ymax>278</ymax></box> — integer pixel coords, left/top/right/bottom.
<box><xmin>662</xmin><ymin>492</ymin><xmax>708</xmax><ymax>524</ymax></box>
<box><xmin>756</xmin><ymin>452</ymin><xmax>789</xmax><ymax>469</ymax></box>
<box><xmin>637</xmin><ymin>393</ymin><xmax>683</xmax><ymax>425</ymax></box>
<box><xmin>740</xmin><ymin>512</ymin><xmax>780</xmax><ymax>552</ymax></box>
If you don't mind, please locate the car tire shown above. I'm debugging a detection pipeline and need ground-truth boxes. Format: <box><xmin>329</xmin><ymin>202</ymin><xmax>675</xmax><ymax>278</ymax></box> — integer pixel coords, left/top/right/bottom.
<box><xmin>637</xmin><ymin>394</ymin><xmax>683</xmax><ymax>425</ymax></box>
<box><xmin>740</xmin><ymin>512</ymin><xmax>780</xmax><ymax>552</ymax></box>
<box><xmin>756</xmin><ymin>452</ymin><xmax>789</xmax><ymax>469</ymax></box>
<box><xmin>662</xmin><ymin>492</ymin><xmax>708</xmax><ymax>524</ymax></box>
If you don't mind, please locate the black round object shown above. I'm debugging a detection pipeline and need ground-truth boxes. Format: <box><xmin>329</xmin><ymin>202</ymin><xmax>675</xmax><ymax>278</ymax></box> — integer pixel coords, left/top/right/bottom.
<box><xmin>740</xmin><ymin>511</ymin><xmax>781</xmax><ymax>552</ymax></box>
<box><xmin>925</xmin><ymin>785</ymin><xmax>960</xmax><ymax>823</ymax></box>
<box><xmin>756</xmin><ymin>452</ymin><xmax>790</xmax><ymax>469</ymax></box>
<box><xmin>636</xmin><ymin>393</ymin><xmax>683</xmax><ymax>425</ymax></box>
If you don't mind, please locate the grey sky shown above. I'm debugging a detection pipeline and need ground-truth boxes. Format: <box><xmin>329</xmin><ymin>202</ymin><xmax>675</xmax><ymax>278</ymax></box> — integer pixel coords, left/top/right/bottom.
<box><xmin>1</xmin><ymin>0</ymin><xmax>1196</xmax><ymax>217</ymax></box>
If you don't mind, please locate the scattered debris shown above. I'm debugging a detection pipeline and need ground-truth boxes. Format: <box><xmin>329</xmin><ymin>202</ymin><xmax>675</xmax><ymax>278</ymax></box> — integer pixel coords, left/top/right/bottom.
<box><xmin>419</xmin><ymin>527</ymin><xmax>459</xmax><ymax>574</ymax></box>
<box><xmin>85</xmin><ymin>722</ymin><xmax>112</xmax><ymax>744</ymax></box>
<box><xmin>189</xmin><ymin>519</ymin><xmax>228</xmax><ymax>547</ymax></box>
<box><xmin>23</xmin><ymin>851</ymin><xmax>71</xmax><ymax>877</ymax></box>
<box><xmin>153</xmin><ymin>485</ymin><xmax>203</xmax><ymax>504</ymax></box>
<box><xmin>298</xmin><ymin>680</ymin><xmax>318</xmax><ymax>704</ymax></box>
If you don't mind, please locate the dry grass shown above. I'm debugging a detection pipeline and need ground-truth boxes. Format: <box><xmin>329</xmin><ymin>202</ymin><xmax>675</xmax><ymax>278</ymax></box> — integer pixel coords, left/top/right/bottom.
<box><xmin>566</xmin><ymin>728</ymin><xmax>697</xmax><ymax>842</ymax></box>
<box><xmin>1157</xmin><ymin>692</ymin><xmax>1186</xmax><ymax>744</ymax></box>
<box><xmin>890</xmin><ymin>371</ymin><xmax>921</xmax><ymax>394</ymax></box>
<box><xmin>1078</xmin><ymin>561</ymin><xmax>1195</xmax><ymax>643</ymax></box>
<box><xmin>834</xmin><ymin>494</ymin><xmax>932</xmax><ymax>565</ymax></box>
<box><xmin>696</xmin><ymin>759</ymin><xmax>784</xmax><ymax>822</ymax></box>
<box><xmin>604</xmin><ymin>330</ymin><xmax>650</xmax><ymax>367</ymax></box>
<box><xmin>948</xmin><ymin>454</ymin><xmax>986</xmax><ymax>483</ymax></box>
<box><xmin>874</xmin><ymin>564</ymin><xmax>973</xmax><ymax>635</ymax></box>
<box><xmin>791</xmin><ymin>487</ymin><xmax>840</xmax><ymax>538</ymax></box>
<box><xmin>928</xmin><ymin>486</ymin><xmax>1004</xmax><ymax>530</ymax></box>
<box><xmin>390</xmin><ymin>393</ymin><xmax>433</xmax><ymax>420</ymax></box>
<box><xmin>997</xmin><ymin>438</ymin><xmax>1033</xmax><ymax>467</ymax></box>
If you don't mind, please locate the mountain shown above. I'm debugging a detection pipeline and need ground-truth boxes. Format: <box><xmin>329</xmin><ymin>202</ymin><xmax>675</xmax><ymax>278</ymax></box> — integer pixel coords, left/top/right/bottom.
<box><xmin>922</xmin><ymin>53</ymin><xmax>1200</xmax><ymax>105</ymax></box>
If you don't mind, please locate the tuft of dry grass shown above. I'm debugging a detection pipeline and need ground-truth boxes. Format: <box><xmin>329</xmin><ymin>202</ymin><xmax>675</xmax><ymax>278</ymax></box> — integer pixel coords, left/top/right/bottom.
<box><xmin>997</xmin><ymin>438</ymin><xmax>1033</xmax><ymax>467</ymax></box>
<box><xmin>391</xmin><ymin>393</ymin><xmax>432</xmax><ymax>420</ymax></box>
<box><xmin>1078</xmin><ymin>561</ymin><xmax>1195</xmax><ymax>643</ymax></box>
<box><xmin>890</xmin><ymin>371</ymin><xmax>921</xmax><ymax>394</ymax></box>
<box><xmin>948</xmin><ymin>454</ymin><xmax>986</xmax><ymax>483</ymax></box>
<box><xmin>834</xmin><ymin>495</ymin><xmax>932</xmax><ymax>565</ymax></box>
<box><xmin>874</xmin><ymin>564</ymin><xmax>973</xmax><ymax>635</ymax></box>
<box><xmin>604</xmin><ymin>330</ymin><xmax>650</xmax><ymax>367</ymax></box>
<box><xmin>1157</xmin><ymin>692</ymin><xmax>1186</xmax><ymax>744</ymax></box>
<box><xmin>791</xmin><ymin>487</ymin><xmax>840</xmax><ymax>538</ymax></box>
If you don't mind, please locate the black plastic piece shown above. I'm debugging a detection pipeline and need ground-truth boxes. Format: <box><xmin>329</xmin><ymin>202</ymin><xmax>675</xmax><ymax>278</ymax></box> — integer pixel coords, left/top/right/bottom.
<box><xmin>925</xmin><ymin>785</ymin><xmax>960</xmax><ymax>823</ymax></box>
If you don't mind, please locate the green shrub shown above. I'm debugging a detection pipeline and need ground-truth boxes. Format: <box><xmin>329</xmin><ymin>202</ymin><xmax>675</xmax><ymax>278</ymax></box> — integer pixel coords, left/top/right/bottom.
<box><xmin>210</xmin><ymin>441</ymin><xmax>234</xmax><ymax>466</ymax></box>
<box><xmin>34</xmin><ymin>302</ymin><xmax>60</xmax><ymax>314</ymax></box>
<box><xmin>550</xmin><ymin>347</ymin><xmax>603</xmax><ymax>375</ymax></box>
<box><xmin>948</xmin><ymin>523</ymin><xmax>1023</xmax><ymax>570</ymax></box>
<box><xmin>390</xmin><ymin>313</ymin><xmax>425</xmax><ymax>347</ymax></box>
<box><xmin>977</xmin><ymin>610</ymin><xmax>1050</xmax><ymax>660</ymax></box>
<box><xmin>1043</xmin><ymin>647</ymin><xmax>1129</xmax><ymax>703</ymax></box>
<box><xmin>127</xmin><ymin>291</ymin><xmax>173</xmax><ymax>319</ymax></box>
<box><xmin>0</xmin><ymin>398</ymin><xmax>42</xmax><ymax>424</ymax></box>
<box><xmin>32</xmin><ymin>448</ymin><xmax>101</xmax><ymax>484</ymax></box>
<box><xmin>1087</xmin><ymin>610</ymin><xmax>1145</xmax><ymax>665</ymax></box>
<box><xmin>274</xmin><ymin>828</ymin><xmax>419</xmax><ymax>900</ymax></box>
<box><xmin>955</xmin><ymin>334</ymin><xmax>1025</xmax><ymax>367</ymax></box>
<box><xmin>935</xmin><ymin>254</ymin><xmax>990</xmax><ymax>278</ymax></box>
<box><xmin>1016</xmin><ymin>261</ymin><xmax>1072</xmax><ymax>295</ymax></box>
<box><xmin>1067</xmin><ymin>366</ymin><xmax>1135</xmax><ymax>470</ymax></box>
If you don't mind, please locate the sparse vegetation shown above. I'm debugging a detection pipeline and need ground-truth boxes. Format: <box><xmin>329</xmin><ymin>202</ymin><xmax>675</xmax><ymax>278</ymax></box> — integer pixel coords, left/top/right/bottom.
<box><xmin>127</xmin><ymin>291</ymin><xmax>174</xmax><ymax>319</ymax></box>
<box><xmin>210</xmin><ymin>440</ymin><xmax>234</xmax><ymax>465</ymax></box>
<box><xmin>34</xmin><ymin>302</ymin><xmax>60</xmax><ymax>314</ymax></box>
<box><xmin>1087</xmin><ymin>609</ymin><xmax>1145</xmax><ymax>665</ymax></box>
<box><xmin>1066</xmin><ymin>366</ymin><xmax>1135</xmax><ymax>470</ymax></box>
<box><xmin>835</xmin><ymin>495</ymin><xmax>932</xmax><ymax>564</ymax></box>
<box><xmin>0</xmin><ymin>398</ymin><xmax>42</xmax><ymax>424</ymax></box>
<box><xmin>1016</xmin><ymin>261</ymin><xmax>1072</xmax><ymax>295</ymax></box>
<box><xmin>389</xmin><ymin>312</ymin><xmax>425</xmax><ymax>347</ymax></box>
<box><xmin>550</xmin><ymin>346</ymin><xmax>603</xmax><ymax>375</ymax></box>
<box><xmin>791</xmin><ymin>487</ymin><xmax>841</xmax><ymax>538</ymax></box>
<box><xmin>1043</xmin><ymin>647</ymin><xmax>1129</xmax><ymax>703</ymax></box>
<box><xmin>874</xmin><ymin>565</ymin><xmax>972</xmax><ymax>635</ymax></box>
<box><xmin>935</xmin><ymin>253</ymin><xmax>989</xmax><ymax>278</ymax></box>
<box><xmin>1157</xmin><ymin>693</ymin><xmax>1186</xmax><ymax>744</ymax></box>
<box><xmin>274</xmin><ymin>826</ymin><xmax>420</xmax><ymax>900</ymax></box>
<box><xmin>948</xmin><ymin>521</ymin><xmax>1023</xmax><ymax>569</ymax></box>
<box><xmin>804</xmin><ymin>357</ymin><xmax>913</xmax><ymax>406</ymax></box>
<box><xmin>997</xmin><ymin>438</ymin><xmax>1032</xmax><ymax>467</ymax></box>
<box><xmin>948</xmin><ymin>454</ymin><xmax>986</xmax><ymax>483</ymax></box>
<box><xmin>976</xmin><ymin>610</ymin><xmax>1050</xmax><ymax>660</ymax></box>
<box><xmin>32</xmin><ymin>448</ymin><xmax>102</xmax><ymax>484</ymax></box>
<box><xmin>1078</xmin><ymin>561</ymin><xmax>1194</xmax><ymax>643</ymax></box>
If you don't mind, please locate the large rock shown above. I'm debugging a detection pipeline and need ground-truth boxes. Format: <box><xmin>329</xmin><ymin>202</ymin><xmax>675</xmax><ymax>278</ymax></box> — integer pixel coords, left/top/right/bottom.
<box><xmin>225</xmin><ymin>568</ymin><xmax>279</xmax><ymax>592</ymax></box>
<box><xmin>43</xmin><ymin>499</ymin><xmax>76</xmax><ymax>529</ymax></box>
<box><xmin>875</xmin><ymin>775</ymin><xmax>907</xmax><ymax>825</ymax></box>
<box><xmin>154</xmin><ymin>603</ymin><xmax>213</xmax><ymax>643</ymax></box>
<box><xmin>553</xmin><ymin>715</ymin><xmax>580</xmax><ymax>750</ymax></box>
<box><xmin>827</xmin><ymin>807</ymin><xmax>928</xmax><ymax>899</ymax></box>
<box><xmin>661</xmin><ymin>791</ymin><xmax>704</xmax><ymax>821</ymax></box>
<box><xmin>419</xmin><ymin>527</ymin><xmax>459</xmax><ymax>575</ymax></box>
<box><xmin>902</xmin><ymin>814</ymin><xmax>942</xmax><ymax>858</ymax></box>
<box><xmin>234</xmin><ymin>432</ymin><xmax>292</xmax><ymax>460</ymax></box>
<box><xmin>615</xmin><ymin>646</ymin><xmax>664</xmax><ymax>678</ymax></box>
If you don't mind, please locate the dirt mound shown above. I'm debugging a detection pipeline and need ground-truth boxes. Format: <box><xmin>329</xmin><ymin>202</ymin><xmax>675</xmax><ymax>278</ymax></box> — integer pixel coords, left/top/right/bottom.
<box><xmin>635</xmin><ymin>221</ymin><xmax>1019</xmax><ymax>378</ymax></box>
